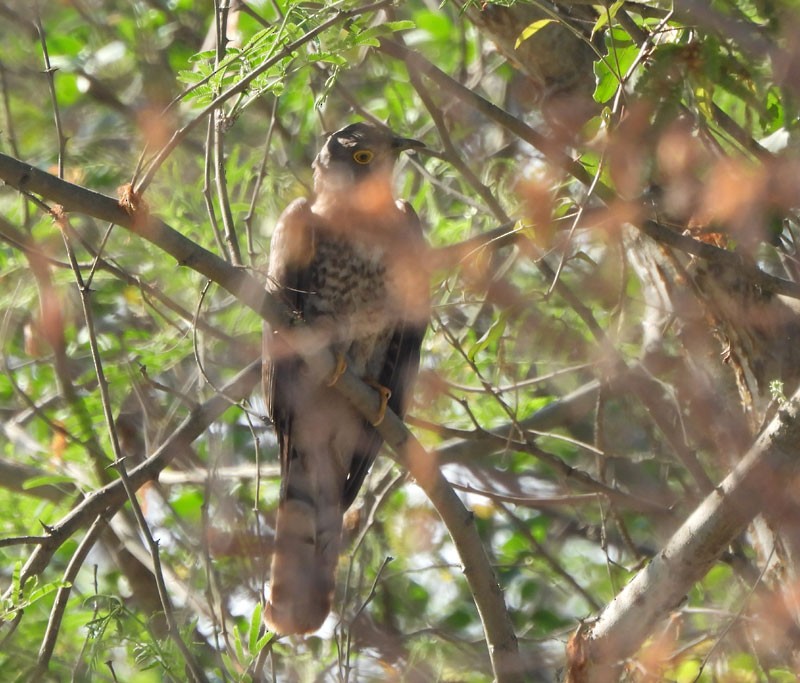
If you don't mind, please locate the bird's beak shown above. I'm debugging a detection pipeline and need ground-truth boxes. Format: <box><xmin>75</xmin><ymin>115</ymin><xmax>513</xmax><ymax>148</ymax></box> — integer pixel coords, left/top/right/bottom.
<box><xmin>391</xmin><ymin>135</ymin><xmax>425</xmax><ymax>152</ymax></box>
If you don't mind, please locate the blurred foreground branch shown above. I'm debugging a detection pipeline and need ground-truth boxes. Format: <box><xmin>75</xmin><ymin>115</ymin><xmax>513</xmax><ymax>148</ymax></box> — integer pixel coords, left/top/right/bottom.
<box><xmin>565</xmin><ymin>391</ymin><xmax>800</xmax><ymax>682</ymax></box>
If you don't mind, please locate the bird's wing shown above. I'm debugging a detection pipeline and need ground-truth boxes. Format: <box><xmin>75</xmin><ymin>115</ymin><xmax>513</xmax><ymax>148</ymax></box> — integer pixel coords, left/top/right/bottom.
<box><xmin>265</xmin><ymin>197</ymin><xmax>345</xmax><ymax>634</ymax></box>
<box><xmin>341</xmin><ymin>200</ymin><xmax>428</xmax><ymax>508</ymax></box>
<box><xmin>263</xmin><ymin>197</ymin><xmax>315</xmax><ymax>476</ymax></box>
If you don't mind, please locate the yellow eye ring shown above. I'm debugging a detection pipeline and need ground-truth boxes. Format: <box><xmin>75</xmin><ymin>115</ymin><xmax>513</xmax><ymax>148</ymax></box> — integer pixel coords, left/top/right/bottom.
<box><xmin>353</xmin><ymin>150</ymin><xmax>374</xmax><ymax>164</ymax></box>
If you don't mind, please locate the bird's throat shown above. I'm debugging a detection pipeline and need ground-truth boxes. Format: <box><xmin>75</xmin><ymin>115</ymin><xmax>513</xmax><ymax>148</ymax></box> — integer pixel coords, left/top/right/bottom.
<box><xmin>314</xmin><ymin>173</ymin><xmax>396</xmax><ymax>219</ymax></box>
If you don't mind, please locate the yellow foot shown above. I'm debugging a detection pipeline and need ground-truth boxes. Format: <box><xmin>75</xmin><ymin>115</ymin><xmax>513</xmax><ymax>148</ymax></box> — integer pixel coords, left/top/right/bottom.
<box><xmin>366</xmin><ymin>380</ymin><xmax>392</xmax><ymax>426</ymax></box>
<box><xmin>325</xmin><ymin>352</ymin><xmax>348</xmax><ymax>386</ymax></box>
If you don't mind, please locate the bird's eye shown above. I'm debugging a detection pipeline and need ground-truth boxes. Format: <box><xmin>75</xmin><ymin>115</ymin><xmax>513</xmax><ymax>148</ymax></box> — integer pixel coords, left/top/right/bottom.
<box><xmin>353</xmin><ymin>150</ymin><xmax>374</xmax><ymax>164</ymax></box>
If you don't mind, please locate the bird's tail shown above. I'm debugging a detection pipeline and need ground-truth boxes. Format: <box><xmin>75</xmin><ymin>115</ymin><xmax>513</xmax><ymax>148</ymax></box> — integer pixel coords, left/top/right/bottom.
<box><xmin>265</xmin><ymin>446</ymin><xmax>344</xmax><ymax>635</ymax></box>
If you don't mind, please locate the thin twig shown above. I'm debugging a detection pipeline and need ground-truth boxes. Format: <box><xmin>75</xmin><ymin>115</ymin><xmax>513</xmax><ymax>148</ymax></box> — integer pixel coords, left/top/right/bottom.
<box><xmin>55</xmin><ymin>205</ymin><xmax>210</xmax><ymax>681</ymax></box>
<box><xmin>211</xmin><ymin>0</ymin><xmax>242</xmax><ymax>265</ymax></box>
<box><xmin>243</xmin><ymin>95</ymin><xmax>279</xmax><ymax>262</ymax></box>
<box><xmin>34</xmin><ymin>15</ymin><xmax>66</xmax><ymax>178</ymax></box>
<box><xmin>114</xmin><ymin>456</ymin><xmax>210</xmax><ymax>683</ymax></box>
<box><xmin>497</xmin><ymin>501</ymin><xmax>601</xmax><ymax>611</ymax></box>
<box><xmin>35</xmin><ymin>514</ymin><xmax>109</xmax><ymax>673</ymax></box>
<box><xmin>135</xmin><ymin>1</ymin><xmax>393</xmax><ymax>193</ymax></box>
<box><xmin>343</xmin><ymin>556</ymin><xmax>394</xmax><ymax>682</ymax></box>
<box><xmin>408</xmin><ymin>66</ymin><xmax>507</xmax><ymax>222</ymax></box>
<box><xmin>0</xmin><ymin>535</ymin><xmax>50</xmax><ymax>547</ymax></box>
<box><xmin>693</xmin><ymin>545</ymin><xmax>775</xmax><ymax>681</ymax></box>
<box><xmin>452</xmin><ymin>484</ymin><xmax>602</xmax><ymax>509</ymax></box>
<box><xmin>203</xmin><ymin>116</ymin><xmax>228</xmax><ymax>256</ymax></box>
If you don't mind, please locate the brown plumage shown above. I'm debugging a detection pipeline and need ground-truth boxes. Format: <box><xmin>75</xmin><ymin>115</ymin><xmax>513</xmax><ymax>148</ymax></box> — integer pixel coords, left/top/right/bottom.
<box><xmin>263</xmin><ymin>122</ymin><xmax>428</xmax><ymax>634</ymax></box>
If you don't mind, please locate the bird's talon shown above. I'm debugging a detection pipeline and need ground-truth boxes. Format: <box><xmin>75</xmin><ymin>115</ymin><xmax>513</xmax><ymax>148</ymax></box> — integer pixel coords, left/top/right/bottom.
<box><xmin>326</xmin><ymin>353</ymin><xmax>347</xmax><ymax>386</ymax></box>
<box><xmin>367</xmin><ymin>381</ymin><xmax>392</xmax><ymax>426</ymax></box>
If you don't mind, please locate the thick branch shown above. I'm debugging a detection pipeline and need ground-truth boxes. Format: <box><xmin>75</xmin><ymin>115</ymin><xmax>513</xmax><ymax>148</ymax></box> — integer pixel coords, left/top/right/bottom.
<box><xmin>565</xmin><ymin>391</ymin><xmax>800</xmax><ymax>682</ymax></box>
<box><xmin>0</xmin><ymin>152</ymin><xmax>287</xmax><ymax>327</ymax></box>
<box><xmin>264</xmin><ymin>339</ymin><xmax>528</xmax><ymax>677</ymax></box>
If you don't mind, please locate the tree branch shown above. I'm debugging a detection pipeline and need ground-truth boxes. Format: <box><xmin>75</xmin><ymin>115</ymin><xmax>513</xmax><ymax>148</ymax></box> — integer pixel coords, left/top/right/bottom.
<box><xmin>0</xmin><ymin>152</ymin><xmax>288</xmax><ymax>326</ymax></box>
<box><xmin>565</xmin><ymin>390</ymin><xmax>800</xmax><ymax>682</ymax></box>
<box><xmin>324</xmin><ymin>354</ymin><xmax>525</xmax><ymax>681</ymax></box>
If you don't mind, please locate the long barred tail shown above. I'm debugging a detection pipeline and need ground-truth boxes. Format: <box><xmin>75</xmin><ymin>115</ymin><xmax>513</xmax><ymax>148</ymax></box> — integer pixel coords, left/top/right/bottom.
<box><xmin>265</xmin><ymin>447</ymin><xmax>344</xmax><ymax>635</ymax></box>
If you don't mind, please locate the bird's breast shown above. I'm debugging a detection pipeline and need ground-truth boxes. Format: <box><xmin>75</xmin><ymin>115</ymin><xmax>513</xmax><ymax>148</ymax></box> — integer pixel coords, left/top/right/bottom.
<box><xmin>306</xmin><ymin>235</ymin><xmax>395</xmax><ymax>377</ymax></box>
<box><xmin>306</xmin><ymin>237</ymin><xmax>389</xmax><ymax>328</ymax></box>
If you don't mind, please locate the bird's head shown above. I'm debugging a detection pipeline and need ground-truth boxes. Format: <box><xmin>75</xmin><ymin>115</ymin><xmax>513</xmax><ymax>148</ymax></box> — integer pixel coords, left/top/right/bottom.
<box><xmin>312</xmin><ymin>122</ymin><xmax>424</xmax><ymax>203</ymax></box>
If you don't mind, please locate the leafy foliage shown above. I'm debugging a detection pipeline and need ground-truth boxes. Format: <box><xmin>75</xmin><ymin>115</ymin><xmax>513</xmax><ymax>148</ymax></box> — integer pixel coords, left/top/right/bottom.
<box><xmin>1</xmin><ymin>0</ymin><xmax>800</xmax><ymax>681</ymax></box>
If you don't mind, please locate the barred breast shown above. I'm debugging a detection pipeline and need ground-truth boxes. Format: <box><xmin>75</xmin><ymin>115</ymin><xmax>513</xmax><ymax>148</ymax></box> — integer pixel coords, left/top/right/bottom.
<box><xmin>306</xmin><ymin>235</ymin><xmax>393</xmax><ymax>378</ymax></box>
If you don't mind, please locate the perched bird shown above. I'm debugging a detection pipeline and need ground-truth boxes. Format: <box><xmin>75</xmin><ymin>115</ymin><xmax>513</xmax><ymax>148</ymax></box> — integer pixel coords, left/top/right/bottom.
<box><xmin>263</xmin><ymin>122</ymin><xmax>428</xmax><ymax>635</ymax></box>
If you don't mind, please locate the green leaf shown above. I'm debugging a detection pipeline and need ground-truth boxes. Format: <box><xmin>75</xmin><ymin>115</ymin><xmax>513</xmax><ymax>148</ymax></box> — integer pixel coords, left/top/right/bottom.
<box><xmin>231</xmin><ymin>619</ymin><xmax>245</xmax><ymax>663</ymax></box>
<box><xmin>255</xmin><ymin>632</ymin><xmax>273</xmax><ymax>652</ymax></box>
<box><xmin>248</xmin><ymin>603</ymin><xmax>262</xmax><ymax>654</ymax></box>
<box><xmin>591</xmin><ymin>0</ymin><xmax>626</xmax><ymax>37</ymax></box>
<box><xmin>354</xmin><ymin>20</ymin><xmax>416</xmax><ymax>45</ymax></box>
<box><xmin>382</xmin><ymin>20</ymin><xmax>416</xmax><ymax>33</ymax></box>
<box><xmin>353</xmin><ymin>36</ymin><xmax>380</xmax><ymax>48</ymax></box>
<box><xmin>762</xmin><ymin>86</ymin><xmax>785</xmax><ymax>134</ymax></box>
<box><xmin>25</xmin><ymin>580</ymin><xmax>67</xmax><ymax>606</ymax></box>
<box><xmin>468</xmin><ymin>312</ymin><xmax>507</xmax><ymax>361</ymax></box>
<box><xmin>593</xmin><ymin>37</ymin><xmax>640</xmax><ymax>103</ymax></box>
<box><xmin>10</xmin><ymin>561</ymin><xmax>21</xmax><ymax>598</ymax></box>
<box><xmin>170</xmin><ymin>490</ymin><xmax>203</xmax><ymax>524</ymax></box>
<box><xmin>515</xmin><ymin>19</ymin><xmax>554</xmax><ymax>49</ymax></box>
<box><xmin>307</xmin><ymin>53</ymin><xmax>348</xmax><ymax>67</ymax></box>
<box><xmin>22</xmin><ymin>474</ymin><xmax>74</xmax><ymax>490</ymax></box>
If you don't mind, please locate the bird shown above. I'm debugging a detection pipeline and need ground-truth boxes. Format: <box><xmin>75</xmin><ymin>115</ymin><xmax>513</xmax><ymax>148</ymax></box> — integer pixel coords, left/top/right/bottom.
<box><xmin>262</xmin><ymin>121</ymin><xmax>429</xmax><ymax>635</ymax></box>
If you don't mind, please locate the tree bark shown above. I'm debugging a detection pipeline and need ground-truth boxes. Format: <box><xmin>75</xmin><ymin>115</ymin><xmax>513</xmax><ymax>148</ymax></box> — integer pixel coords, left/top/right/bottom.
<box><xmin>565</xmin><ymin>388</ymin><xmax>800</xmax><ymax>682</ymax></box>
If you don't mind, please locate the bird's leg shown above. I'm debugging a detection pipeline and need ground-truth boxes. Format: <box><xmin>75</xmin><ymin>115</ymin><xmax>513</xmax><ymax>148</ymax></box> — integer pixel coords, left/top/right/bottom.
<box><xmin>365</xmin><ymin>380</ymin><xmax>392</xmax><ymax>426</ymax></box>
<box><xmin>325</xmin><ymin>352</ymin><xmax>348</xmax><ymax>386</ymax></box>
